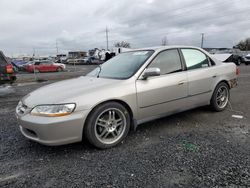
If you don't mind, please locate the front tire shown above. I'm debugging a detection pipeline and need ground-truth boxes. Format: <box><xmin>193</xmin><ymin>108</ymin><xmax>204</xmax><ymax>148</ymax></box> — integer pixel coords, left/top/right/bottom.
<box><xmin>84</xmin><ymin>102</ymin><xmax>131</xmax><ymax>149</ymax></box>
<box><xmin>210</xmin><ymin>82</ymin><xmax>230</xmax><ymax>111</ymax></box>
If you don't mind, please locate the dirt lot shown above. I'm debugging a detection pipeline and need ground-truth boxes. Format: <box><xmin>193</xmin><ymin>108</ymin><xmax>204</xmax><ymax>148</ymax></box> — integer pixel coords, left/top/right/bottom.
<box><xmin>0</xmin><ymin>65</ymin><xmax>250</xmax><ymax>187</ymax></box>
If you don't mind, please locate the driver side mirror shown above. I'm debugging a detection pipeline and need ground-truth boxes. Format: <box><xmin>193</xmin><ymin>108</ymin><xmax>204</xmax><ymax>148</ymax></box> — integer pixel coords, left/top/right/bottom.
<box><xmin>142</xmin><ymin>67</ymin><xmax>161</xmax><ymax>79</ymax></box>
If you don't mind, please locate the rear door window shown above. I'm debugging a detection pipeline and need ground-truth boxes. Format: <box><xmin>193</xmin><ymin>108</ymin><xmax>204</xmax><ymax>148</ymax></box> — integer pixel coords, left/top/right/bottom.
<box><xmin>181</xmin><ymin>49</ymin><xmax>210</xmax><ymax>70</ymax></box>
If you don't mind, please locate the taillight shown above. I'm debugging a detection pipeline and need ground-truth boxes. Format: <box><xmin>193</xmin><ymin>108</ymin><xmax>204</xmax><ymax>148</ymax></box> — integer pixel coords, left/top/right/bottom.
<box><xmin>236</xmin><ymin>66</ymin><xmax>240</xmax><ymax>75</ymax></box>
<box><xmin>6</xmin><ymin>64</ymin><xmax>14</xmax><ymax>74</ymax></box>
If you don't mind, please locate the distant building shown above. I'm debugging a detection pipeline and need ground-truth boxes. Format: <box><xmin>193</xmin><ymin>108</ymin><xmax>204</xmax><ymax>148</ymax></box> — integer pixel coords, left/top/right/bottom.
<box><xmin>68</xmin><ymin>51</ymin><xmax>87</xmax><ymax>59</ymax></box>
<box><xmin>203</xmin><ymin>48</ymin><xmax>231</xmax><ymax>54</ymax></box>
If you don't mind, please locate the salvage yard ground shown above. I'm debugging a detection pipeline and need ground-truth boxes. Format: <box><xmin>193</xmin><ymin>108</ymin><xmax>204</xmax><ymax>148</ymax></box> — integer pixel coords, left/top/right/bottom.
<box><xmin>0</xmin><ymin>65</ymin><xmax>250</xmax><ymax>187</ymax></box>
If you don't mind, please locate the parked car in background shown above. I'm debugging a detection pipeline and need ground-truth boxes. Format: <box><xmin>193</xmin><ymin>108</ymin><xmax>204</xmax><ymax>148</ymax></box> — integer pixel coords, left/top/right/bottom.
<box><xmin>212</xmin><ymin>53</ymin><xmax>241</xmax><ymax>65</ymax></box>
<box><xmin>241</xmin><ymin>54</ymin><xmax>250</xmax><ymax>65</ymax></box>
<box><xmin>79</xmin><ymin>57</ymin><xmax>102</xmax><ymax>64</ymax></box>
<box><xmin>68</xmin><ymin>56</ymin><xmax>104</xmax><ymax>65</ymax></box>
<box><xmin>24</xmin><ymin>60</ymin><xmax>66</xmax><ymax>73</ymax></box>
<box><xmin>16</xmin><ymin>46</ymin><xmax>238</xmax><ymax>149</ymax></box>
<box><xmin>67</xmin><ymin>58</ymin><xmax>79</xmax><ymax>64</ymax></box>
<box><xmin>56</xmin><ymin>54</ymin><xmax>67</xmax><ymax>64</ymax></box>
<box><xmin>11</xmin><ymin>60</ymin><xmax>29</xmax><ymax>71</ymax></box>
<box><xmin>67</xmin><ymin>57</ymin><xmax>101</xmax><ymax>65</ymax></box>
<box><xmin>0</xmin><ymin>51</ymin><xmax>16</xmax><ymax>85</ymax></box>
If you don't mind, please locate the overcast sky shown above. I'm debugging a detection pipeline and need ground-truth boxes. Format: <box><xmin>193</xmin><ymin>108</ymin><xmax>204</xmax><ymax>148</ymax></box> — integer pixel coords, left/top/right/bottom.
<box><xmin>0</xmin><ymin>0</ymin><xmax>250</xmax><ymax>56</ymax></box>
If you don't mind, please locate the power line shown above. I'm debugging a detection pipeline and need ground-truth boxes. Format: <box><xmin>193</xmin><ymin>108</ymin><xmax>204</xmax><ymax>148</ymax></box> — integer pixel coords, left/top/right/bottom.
<box><xmin>106</xmin><ymin>27</ymin><xmax>109</xmax><ymax>50</ymax></box>
<box><xmin>119</xmin><ymin>0</ymin><xmax>241</xmax><ymax>24</ymax></box>
<box><xmin>56</xmin><ymin>40</ymin><xmax>59</xmax><ymax>54</ymax></box>
<box><xmin>107</xmin><ymin>14</ymin><xmax>250</xmax><ymax>45</ymax></box>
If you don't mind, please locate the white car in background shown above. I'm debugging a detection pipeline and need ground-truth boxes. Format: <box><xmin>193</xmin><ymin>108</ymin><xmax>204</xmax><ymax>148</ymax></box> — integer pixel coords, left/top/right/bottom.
<box><xmin>242</xmin><ymin>54</ymin><xmax>250</xmax><ymax>65</ymax></box>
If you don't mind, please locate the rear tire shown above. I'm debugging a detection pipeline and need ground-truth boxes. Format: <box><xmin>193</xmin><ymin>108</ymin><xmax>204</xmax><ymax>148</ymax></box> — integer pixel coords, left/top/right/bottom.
<box><xmin>84</xmin><ymin>102</ymin><xmax>130</xmax><ymax>149</ymax></box>
<box><xmin>210</xmin><ymin>82</ymin><xmax>230</xmax><ymax>112</ymax></box>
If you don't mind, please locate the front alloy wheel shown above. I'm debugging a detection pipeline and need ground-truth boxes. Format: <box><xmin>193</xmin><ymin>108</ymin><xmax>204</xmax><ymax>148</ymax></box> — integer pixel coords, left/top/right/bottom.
<box><xmin>84</xmin><ymin>102</ymin><xmax>130</xmax><ymax>149</ymax></box>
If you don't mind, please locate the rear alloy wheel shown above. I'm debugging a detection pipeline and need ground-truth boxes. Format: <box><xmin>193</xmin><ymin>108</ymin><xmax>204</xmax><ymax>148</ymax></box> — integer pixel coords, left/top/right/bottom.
<box><xmin>210</xmin><ymin>82</ymin><xmax>229</xmax><ymax>111</ymax></box>
<box><xmin>84</xmin><ymin>102</ymin><xmax>130</xmax><ymax>149</ymax></box>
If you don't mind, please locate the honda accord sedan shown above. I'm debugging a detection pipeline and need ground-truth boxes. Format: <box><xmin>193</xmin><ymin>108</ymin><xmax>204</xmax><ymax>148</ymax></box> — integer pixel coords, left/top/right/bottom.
<box><xmin>16</xmin><ymin>46</ymin><xmax>238</xmax><ymax>149</ymax></box>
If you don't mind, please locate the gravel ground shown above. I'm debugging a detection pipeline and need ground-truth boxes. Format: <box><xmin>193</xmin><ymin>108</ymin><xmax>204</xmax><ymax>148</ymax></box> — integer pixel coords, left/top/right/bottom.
<box><xmin>0</xmin><ymin>65</ymin><xmax>250</xmax><ymax>187</ymax></box>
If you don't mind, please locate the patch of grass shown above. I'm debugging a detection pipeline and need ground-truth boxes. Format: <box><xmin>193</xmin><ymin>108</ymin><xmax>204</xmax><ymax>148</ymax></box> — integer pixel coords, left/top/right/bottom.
<box><xmin>181</xmin><ymin>140</ymin><xmax>199</xmax><ymax>152</ymax></box>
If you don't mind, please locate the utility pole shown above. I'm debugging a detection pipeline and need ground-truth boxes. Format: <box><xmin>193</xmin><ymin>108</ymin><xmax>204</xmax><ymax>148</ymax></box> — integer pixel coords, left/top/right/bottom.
<box><xmin>162</xmin><ymin>36</ymin><xmax>168</xmax><ymax>46</ymax></box>
<box><xmin>201</xmin><ymin>33</ymin><xmax>204</xmax><ymax>48</ymax></box>
<box><xmin>56</xmin><ymin>40</ymin><xmax>59</xmax><ymax>55</ymax></box>
<box><xmin>106</xmin><ymin>27</ymin><xmax>109</xmax><ymax>51</ymax></box>
<box><xmin>33</xmin><ymin>47</ymin><xmax>36</xmax><ymax>58</ymax></box>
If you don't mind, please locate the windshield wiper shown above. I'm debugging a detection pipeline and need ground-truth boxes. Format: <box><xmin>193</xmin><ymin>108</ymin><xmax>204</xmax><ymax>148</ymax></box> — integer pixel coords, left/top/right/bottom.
<box><xmin>97</xmin><ymin>64</ymin><xmax>102</xmax><ymax>78</ymax></box>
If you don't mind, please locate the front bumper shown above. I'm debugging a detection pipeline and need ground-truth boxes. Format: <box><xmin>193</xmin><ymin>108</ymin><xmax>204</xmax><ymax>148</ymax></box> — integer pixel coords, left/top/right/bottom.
<box><xmin>16</xmin><ymin>110</ymin><xmax>90</xmax><ymax>146</ymax></box>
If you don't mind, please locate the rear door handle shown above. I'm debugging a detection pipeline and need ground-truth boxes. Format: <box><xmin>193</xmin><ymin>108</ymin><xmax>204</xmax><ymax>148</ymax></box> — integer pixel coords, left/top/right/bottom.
<box><xmin>212</xmin><ymin>75</ymin><xmax>217</xmax><ymax>78</ymax></box>
<box><xmin>178</xmin><ymin>80</ymin><xmax>186</xmax><ymax>85</ymax></box>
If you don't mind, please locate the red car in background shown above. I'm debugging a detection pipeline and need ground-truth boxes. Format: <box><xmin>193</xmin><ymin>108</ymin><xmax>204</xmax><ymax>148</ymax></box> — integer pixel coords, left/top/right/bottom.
<box><xmin>24</xmin><ymin>61</ymin><xmax>66</xmax><ymax>73</ymax></box>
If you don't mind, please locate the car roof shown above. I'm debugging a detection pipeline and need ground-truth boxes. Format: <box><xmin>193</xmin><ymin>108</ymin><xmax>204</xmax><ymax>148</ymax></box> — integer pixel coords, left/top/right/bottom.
<box><xmin>126</xmin><ymin>45</ymin><xmax>203</xmax><ymax>53</ymax></box>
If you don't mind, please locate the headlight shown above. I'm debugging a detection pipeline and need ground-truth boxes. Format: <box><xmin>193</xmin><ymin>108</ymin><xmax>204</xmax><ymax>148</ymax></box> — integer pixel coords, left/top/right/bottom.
<box><xmin>31</xmin><ymin>103</ymin><xmax>76</xmax><ymax>117</ymax></box>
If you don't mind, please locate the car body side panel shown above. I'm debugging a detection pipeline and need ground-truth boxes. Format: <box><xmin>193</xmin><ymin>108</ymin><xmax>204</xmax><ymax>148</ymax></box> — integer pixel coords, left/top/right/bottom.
<box><xmin>186</xmin><ymin>67</ymin><xmax>215</xmax><ymax>97</ymax></box>
<box><xmin>135</xmin><ymin>72</ymin><xmax>188</xmax><ymax>120</ymax></box>
<box><xmin>210</xmin><ymin>62</ymin><xmax>237</xmax><ymax>90</ymax></box>
<box><xmin>70</xmin><ymin>81</ymin><xmax>139</xmax><ymax>119</ymax></box>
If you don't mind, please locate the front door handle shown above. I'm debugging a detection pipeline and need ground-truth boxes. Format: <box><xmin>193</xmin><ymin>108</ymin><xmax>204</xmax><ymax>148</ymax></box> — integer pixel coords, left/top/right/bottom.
<box><xmin>212</xmin><ymin>75</ymin><xmax>217</xmax><ymax>78</ymax></box>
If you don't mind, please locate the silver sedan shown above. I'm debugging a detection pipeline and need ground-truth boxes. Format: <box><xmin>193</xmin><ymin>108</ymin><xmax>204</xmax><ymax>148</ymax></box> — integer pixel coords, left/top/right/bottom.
<box><xmin>16</xmin><ymin>46</ymin><xmax>238</xmax><ymax>149</ymax></box>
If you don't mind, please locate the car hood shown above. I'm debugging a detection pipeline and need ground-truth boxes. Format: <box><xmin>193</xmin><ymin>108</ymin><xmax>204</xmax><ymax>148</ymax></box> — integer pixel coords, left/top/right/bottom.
<box><xmin>22</xmin><ymin>76</ymin><xmax>121</xmax><ymax>108</ymax></box>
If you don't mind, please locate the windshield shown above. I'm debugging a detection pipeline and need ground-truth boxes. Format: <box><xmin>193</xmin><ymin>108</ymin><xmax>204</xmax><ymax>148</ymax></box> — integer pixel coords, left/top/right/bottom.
<box><xmin>87</xmin><ymin>50</ymin><xmax>154</xmax><ymax>79</ymax></box>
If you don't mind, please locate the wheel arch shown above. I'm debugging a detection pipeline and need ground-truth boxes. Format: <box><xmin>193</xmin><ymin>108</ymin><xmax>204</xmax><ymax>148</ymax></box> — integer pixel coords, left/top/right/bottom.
<box><xmin>210</xmin><ymin>80</ymin><xmax>230</xmax><ymax>102</ymax></box>
<box><xmin>216</xmin><ymin>80</ymin><xmax>230</xmax><ymax>89</ymax></box>
<box><xmin>213</xmin><ymin>79</ymin><xmax>231</xmax><ymax>92</ymax></box>
<box><xmin>210</xmin><ymin>80</ymin><xmax>230</xmax><ymax>111</ymax></box>
<box><xmin>84</xmin><ymin>99</ymin><xmax>135</xmax><ymax>131</ymax></box>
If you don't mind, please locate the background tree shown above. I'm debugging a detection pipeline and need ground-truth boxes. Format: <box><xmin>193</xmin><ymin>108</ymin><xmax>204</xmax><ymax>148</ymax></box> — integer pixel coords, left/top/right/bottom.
<box><xmin>234</xmin><ymin>38</ymin><xmax>250</xmax><ymax>51</ymax></box>
<box><xmin>114</xmin><ymin>41</ymin><xmax>131</xmax><ymax>48</ymax></box>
